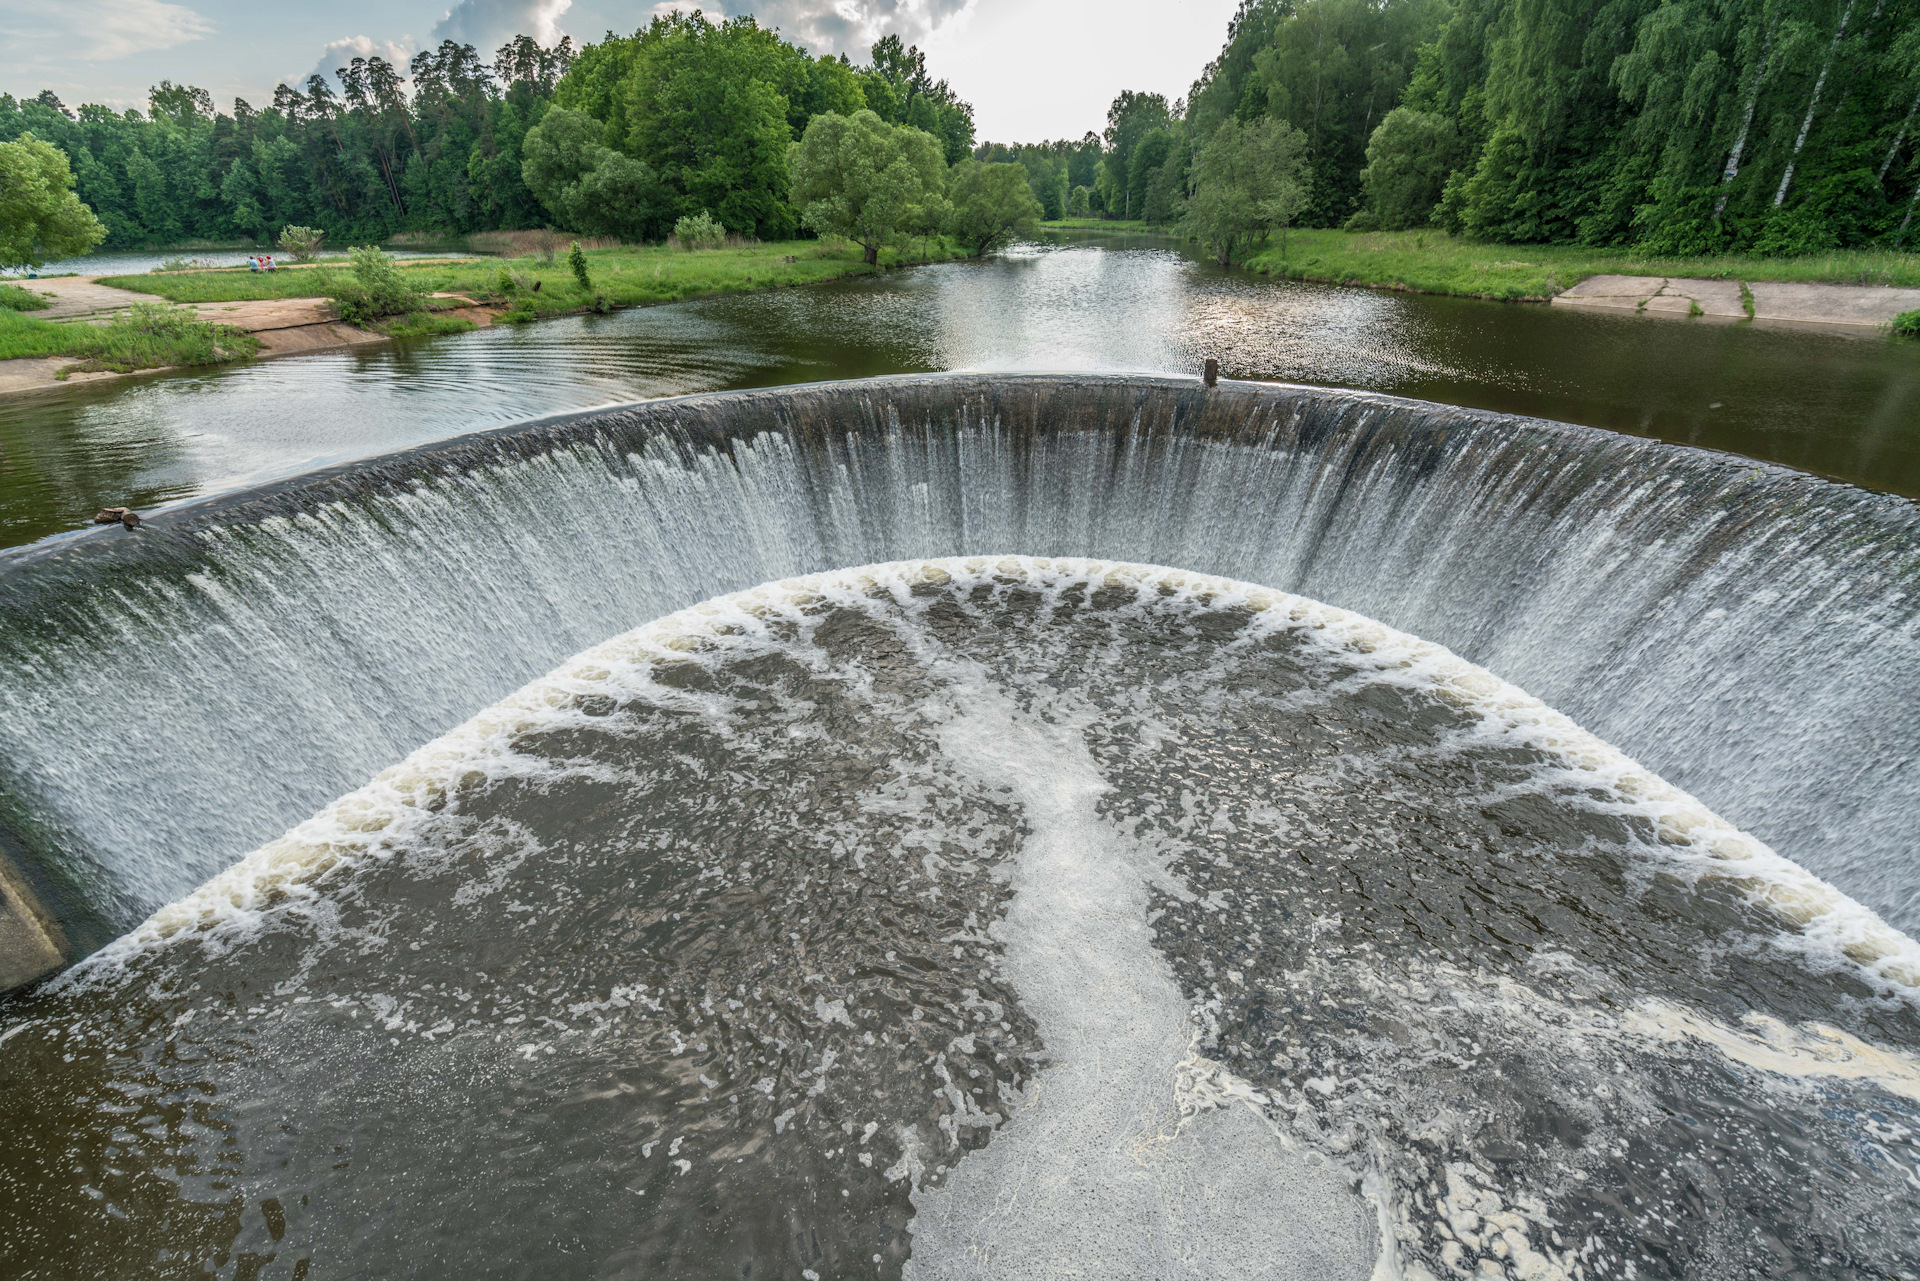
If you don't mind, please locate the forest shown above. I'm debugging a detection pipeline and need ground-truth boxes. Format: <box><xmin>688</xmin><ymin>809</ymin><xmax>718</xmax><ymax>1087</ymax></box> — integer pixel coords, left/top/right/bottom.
<box><xmin>5</xmin><ymin>0</ymin><xmax>1918</xmax><ymax>257</ymax></box>
<box><xmin>1096</xmin><ymin>0</ymin><xmax>1920</xmax><ymax>252</ymax></box>
<box><xmin>0</xmin><ymin>20</ymin><xmax>974</xmax><ymax>251</ymax></box>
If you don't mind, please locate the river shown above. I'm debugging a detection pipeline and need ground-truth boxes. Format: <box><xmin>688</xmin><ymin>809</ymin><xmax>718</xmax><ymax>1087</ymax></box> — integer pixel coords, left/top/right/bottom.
<box><xmin>4</xmin><ymin>232</ymin><xmax>1918</xmax><ymax>549</ymax></box>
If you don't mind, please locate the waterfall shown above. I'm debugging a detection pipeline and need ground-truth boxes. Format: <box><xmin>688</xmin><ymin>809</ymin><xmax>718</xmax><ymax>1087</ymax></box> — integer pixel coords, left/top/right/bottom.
<box><xmin>2</xmin><ymin>373</ymin><xmax>1916</xmax><ymax>954</ymax></box>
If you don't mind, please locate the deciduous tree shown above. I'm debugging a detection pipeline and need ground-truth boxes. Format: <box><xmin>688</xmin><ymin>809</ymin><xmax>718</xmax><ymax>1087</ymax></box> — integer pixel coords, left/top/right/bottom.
<box><xmin>0</xmin><ymin>133</ymin><xmax>106</xmax><ymax>269</ymax></box>
<box><xmin>788</xmin><ymin>110</ymin><xmax>947</xmax><ymax>265</ymax></box>
<box><xmin>945</xmin><ymin>160</ymin><xmax>1043</xmax><ymax>256</ymax></box>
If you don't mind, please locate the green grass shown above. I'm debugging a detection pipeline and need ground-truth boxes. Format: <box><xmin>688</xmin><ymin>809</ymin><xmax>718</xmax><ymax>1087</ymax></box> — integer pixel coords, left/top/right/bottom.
<box><xmin>99</xmin><ymin>238</ymin><xmax>967</xmax><ymax>316</ymax></box>
<box><xmin>0</xmin><ymin>303</ymin><xmax>260</xmax><ymax>373</ymax></box>
<box><xmin>1892</xmin><ymin>309</ymin><xmax>1920</xmax><ymax>337</ymax></box>
<box><xmin>1042</xmin><ymin>218</ymin><xmax>1153</xmax><ymax>232</ymax></box>
<box><xmin>1238</xmin><ymin>229</ymin><xmax>1920</xmax><ymax>300</ymax></box>
<box><xmin>0</xmin><ymin>283</ymin><xmax>52</xmax><ymax>312</ymax></box>
<box><xmin>380</xmin><ymin>311</ymin><xmax>479</xmax><ymax>338</ymax></box>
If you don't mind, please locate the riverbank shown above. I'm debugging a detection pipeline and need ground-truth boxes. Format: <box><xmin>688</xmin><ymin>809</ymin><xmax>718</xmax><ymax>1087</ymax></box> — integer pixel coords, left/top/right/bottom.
<box><xmin>0</xmin><ymin>239</ymin><xmax>966</xmax><ymax>397</ymax></box>
<box><xmin>1237</xmin><ymin>229</ymin><xmax>1920</xmax><ymax>302</ymax></box>
<box><xmin>104</xmin><ymin>238</ymin><xmax>963</xmax><ymax>317</ymax></box>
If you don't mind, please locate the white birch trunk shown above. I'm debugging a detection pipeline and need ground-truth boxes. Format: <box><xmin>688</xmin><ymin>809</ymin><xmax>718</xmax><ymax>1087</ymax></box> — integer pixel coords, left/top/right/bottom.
<box><xmin>1715</xmin><ymin>25</ymin><xmax>1774</xmax><ymax>218</ymax></box>
<box><xmin>1881</xmin><ymin>90</ymin><xmax>1920</xmax><ymax>182</ymax></box>
<box><xmin>1773</xmin><ymin>0</ymin><xmax>1859</xmax><ymax>207</ymax></box>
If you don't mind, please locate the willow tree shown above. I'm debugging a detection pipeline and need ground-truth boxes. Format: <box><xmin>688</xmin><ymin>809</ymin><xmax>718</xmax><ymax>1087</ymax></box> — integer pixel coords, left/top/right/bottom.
<box><xmin>788</xmin><ymin>110</ymin><xmax>946</xmax><ymax>264</ymax></box>
<box><xmin>1185</xmin><ymin>116</ymin><xmax>1311</xmax><ymax>263</ymax></box>
<box><xmin>0</xmin><ymin>133</ymin><xmax>106</xmax><ymax>269</ymax></box>
<box><xmin>945</xmin><ymin>159</ymin><xmax>1042</xmax><ymax>256</ymax></box>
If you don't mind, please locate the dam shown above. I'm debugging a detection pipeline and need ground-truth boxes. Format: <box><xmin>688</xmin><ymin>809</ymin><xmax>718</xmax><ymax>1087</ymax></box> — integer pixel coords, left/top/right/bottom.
<box><xmin>1</xmin><ymin>374</ymin><xmax>1917</xmax><ymax>1278</ymax></box>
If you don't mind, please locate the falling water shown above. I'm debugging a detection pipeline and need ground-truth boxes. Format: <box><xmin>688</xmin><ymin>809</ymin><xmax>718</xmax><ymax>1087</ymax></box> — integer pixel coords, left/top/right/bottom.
<box><xmin>3</xmin><ymin>374</ymin><xmax>1914</xmax><ymax>942</ymax></box>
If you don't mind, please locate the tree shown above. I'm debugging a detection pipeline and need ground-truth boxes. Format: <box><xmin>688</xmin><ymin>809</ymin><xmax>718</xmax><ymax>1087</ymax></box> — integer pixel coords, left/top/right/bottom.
<box><xmin>0</xmin><ymin>133</ymin><xmax>107</xmax><ymax>268</ymax></box>
<box><xmin>946</xmin><ymin>159</ymin><xmax>1043</xmax><ymax>256</ymax></box>
<box><xmin>788</xmin><ymin>109</ymin><xmax>946</xmax><ymax>265</ymax></box>
<box><xmin>1101</xmin><ymin>91</ymin><xmax>1172</xmax><ymax>218</ymax></box>
<box><xmin>1352</xmin><ymin>108</ymin><xmax>1456</xmax><ymax>228</ymax></box>
<box><xmin>521</xmin><ymin>105</ymin><xmax>668</xmax><ymax>238</ymax></box>
<box><xmin>1185</xmin><ymin>116</ymin><xmax>1311</xmax><ymax>264</ymax></box>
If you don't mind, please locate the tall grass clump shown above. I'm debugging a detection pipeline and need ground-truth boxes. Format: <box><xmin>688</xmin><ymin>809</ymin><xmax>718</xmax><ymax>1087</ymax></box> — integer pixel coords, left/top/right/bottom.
<box><xmin>0</xmin><ymin>283</ymin><xmax>50</xmax><ymax>311</ymax></box>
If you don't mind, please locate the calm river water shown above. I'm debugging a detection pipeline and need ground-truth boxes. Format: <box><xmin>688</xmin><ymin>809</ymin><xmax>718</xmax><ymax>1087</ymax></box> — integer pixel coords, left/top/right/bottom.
<box><xmin>4</xmin><ymin>232</ymin><xmax>1918</xmax><ymax>548</ymax></box>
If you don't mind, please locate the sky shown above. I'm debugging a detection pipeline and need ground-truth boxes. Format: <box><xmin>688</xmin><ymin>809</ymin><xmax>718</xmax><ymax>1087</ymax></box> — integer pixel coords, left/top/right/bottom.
<box><xmin>0</xmin><ymin>0</ymin><xmax>1243</xmax><ymax>143</ymax></box>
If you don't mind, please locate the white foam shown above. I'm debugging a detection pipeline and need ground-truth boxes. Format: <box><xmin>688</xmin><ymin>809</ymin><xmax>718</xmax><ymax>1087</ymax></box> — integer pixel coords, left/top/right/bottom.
<box><xmin>902</xmin><ymin>664</ymin><xmax>1376</xmax><ymax>1280</ymax></box>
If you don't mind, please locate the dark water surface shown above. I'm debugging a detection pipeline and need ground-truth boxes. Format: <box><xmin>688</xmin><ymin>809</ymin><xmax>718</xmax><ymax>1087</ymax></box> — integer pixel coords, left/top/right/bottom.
<box><xmin>4</xmin><ymin>234</ymin><xmax>1918</xmax><ymax>548</ymax></box>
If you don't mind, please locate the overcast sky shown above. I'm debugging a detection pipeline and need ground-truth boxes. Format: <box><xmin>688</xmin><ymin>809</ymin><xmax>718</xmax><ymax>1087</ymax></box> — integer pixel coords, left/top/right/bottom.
<box><xmin>1</xmin><ymin>0</ymin><xmax>1242</xmax><ymax>142</ymax></box>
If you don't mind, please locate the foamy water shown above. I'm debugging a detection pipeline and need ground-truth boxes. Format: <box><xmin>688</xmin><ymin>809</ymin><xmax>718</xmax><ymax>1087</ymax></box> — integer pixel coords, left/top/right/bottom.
<box><xmin>3</xmin><ymin>559</ymin><xmax>1915</xmax><ymax>1279</ymax></box>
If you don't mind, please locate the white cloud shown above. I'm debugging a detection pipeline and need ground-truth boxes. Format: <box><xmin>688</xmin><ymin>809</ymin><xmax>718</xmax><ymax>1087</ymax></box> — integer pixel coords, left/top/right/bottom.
<box><xmin>0</xmin><ymin>0</ymin><xmax>213</xmax><ymax>61</ymax></box>
<box><xmin>649</xmin><ymin>0</ymin><xmax>975</xmax><ymax>57</ymax></box>
<box><xmin>304</xmin><ymin>34</ymin><xmax>419</xmax><ymax>88</ymax></box>
<box><xmin>430</xmin><ymin>0</ymin><xmax>573</xmax><ymax>51</ymax></box>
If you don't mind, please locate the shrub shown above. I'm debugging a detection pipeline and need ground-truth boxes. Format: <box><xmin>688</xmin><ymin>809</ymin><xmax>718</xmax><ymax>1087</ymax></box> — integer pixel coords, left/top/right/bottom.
<box><xmin>277</xmin><ymin>225</ymin><xmax>326</xmax><ymax>262</ymax></box>
<box><xmin>0</xmin><ymin>282</ymin><xmax>50</xmax><ymax>311</ymax></box>
<box><xmin>569</xmin><ymin>241</ymin><xmax>592</xmax><ymax>291</ymax></box>
<box><xmin>1892</xmin><ymin>309</ymin><xmax>1920</xmax><ymax>338</ymax></box>
<box><xmin>671</xmin><ymin>210</ymin><xmax>727</xmax><ymax>251</ymax></box>
<box><xmin>328</xmin><ymin>245</ymin><xmax>423</xmax><ymax>324</ymax></box>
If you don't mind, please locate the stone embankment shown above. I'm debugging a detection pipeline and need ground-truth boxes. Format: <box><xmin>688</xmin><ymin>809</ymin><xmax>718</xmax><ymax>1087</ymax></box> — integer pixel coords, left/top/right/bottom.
<box><xmin>1554</xmin><ymin>274</ymin><xmax>1920</xmax><ymax>331</ymax></box>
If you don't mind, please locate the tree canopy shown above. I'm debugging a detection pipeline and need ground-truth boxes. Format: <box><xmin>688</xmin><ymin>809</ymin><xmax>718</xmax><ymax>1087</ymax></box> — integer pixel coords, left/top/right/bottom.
<box><xmin>0</xmin><ymin>20</ymin><xmax>975</xmax><ymax>251</ymax></box>
<box><xmin>0</xmin><ymin>133</ymin><xmax>106</xmax><ymax>268</ymax></box>
<box><xmin>945</xmin><ymin>160</ymin><xmax>1044</xmax><ymax>256</ymax></box>
<box><xmin>788</xmin><ymin>109</ymin><xmax>947</xmax><ymax>264</ymax></box>
<box><xmin>1185</xmin><ymin>116</ymin><xmax>1312</xmax><ymax>263</ymax></box>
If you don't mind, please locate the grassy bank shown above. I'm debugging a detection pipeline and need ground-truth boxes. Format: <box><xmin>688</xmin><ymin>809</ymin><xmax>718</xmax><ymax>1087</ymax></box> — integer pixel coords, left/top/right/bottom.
<box><xmin>1239</xmin><ymin>229</ymin><xmax>1920</xmax><ymax>300</ymax></box>
<box><xmin>1042</xmin><ymin>218</ymin><xmax>1154</xmax><ymax>232</ymax></box>
<box><xmin>0</xmin><ymin>284</ymin><xmax>52</xmax><ymax>312</ymax></box>
<box><xmin>0</xmin><ymin>304</ymin><xmax>259</xmax><ymax>374</ymax></box>
<box><xmin>101</xmin><ymin>238</ymin><xmax>967</xmax><ymax>315</ymax></box>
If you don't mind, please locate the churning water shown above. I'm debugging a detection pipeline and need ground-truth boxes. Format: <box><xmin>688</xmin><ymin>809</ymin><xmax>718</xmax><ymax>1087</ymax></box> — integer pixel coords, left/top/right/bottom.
<box><xmin>3</xmin><ymin>558</ymin><xmax>1918</xmax><ymax>1279</ymax></box>
<box><xmin>2</xmin><ymin>375</ymin><xmax>1918</xmax><ymax>1278</ymax></box>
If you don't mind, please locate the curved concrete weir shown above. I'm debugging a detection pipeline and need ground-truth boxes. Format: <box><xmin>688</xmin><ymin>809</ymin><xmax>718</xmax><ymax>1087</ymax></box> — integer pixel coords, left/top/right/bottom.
<box><xmin>1</xmin><ymin>372</ymin><xmax>1918</xmax><ymax>980</ymax></box>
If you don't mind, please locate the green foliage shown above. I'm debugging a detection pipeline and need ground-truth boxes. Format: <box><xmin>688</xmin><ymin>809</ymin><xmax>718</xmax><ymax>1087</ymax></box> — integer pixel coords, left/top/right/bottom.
<box><xmin>1185</xmin><ymin>116</ymin><xmax>1313</xmax><ymax>264</ymax></box>
<box><xmin>1892</xmin><ymin>308</ymin><xmax>1920</xmax><ymax>336</ymax></box>
<box><xmin>520</xmin><ymin>106</ymin><xmax>668</xmax><ymax>239</ymax></box>
<box><xmin>0</xmin><ymin>300</ymin><xmax>257</xmax><ymax>370</ymax></box>
<box><xmin>0</xmin><ymin>283</ymin><xmax>51</xmax><ymax>311</ymax></box>
<box><xmin>672</xmin><ymin>210</ymin><xmax>727</xmax><ymax>249</ymax></box>
<box><xmin>1165</xmin><ymin>0</ymin><xmax>1920</xmax><ymax>251</ymax></box>
<box><xmin>945</xmin><ymin>160</ymin><xmax>1044</xmax><ymax>256</ymax></box>
<box><xmin>859</xmin><ymin>35</ymin><xmax>977</xmax><ymax>164</ymax></box>
<box><xmin>1100</xmin><ymin>92</ymin><xmax>1173</xmax><ymax>219</ymax></box>
<box><xmin>1187</xmin><ymin>0</ymin><xmax>1445</xmax><ymax>226</ymax></box>
<box><xmin>381</xmin><ymin>311</ymin><xmax>478</xmax><ymax>338</ymax></box>
<box><xmin>1355</xmin><ymin>109</ymin><xmax>1458</xmax><ymax>230</ymax></box>
<box><xmin>277</xmin><ymin>225</ymin><xmax>325</xmax><ymax>261</ymax></box>
<box><xmin>0</xmin><ymin>133</ymin><xmax>107</xmax><ymax>269</ymax></box>
<box><xmin>788</xmin><ymin>110</ymin><xmax>948</xmax><ymax>265</ymax></box>
<box><xmin>569</xmin><ymin>241</ymin><xmax>592</xmax><ymax>290</ymax></box>
<box><xmin>0</xmin><ymin>25</ymin><xmax>974</xmax><ymax>256</ymax></box>
<box><xmin>328</xmin><ymin>245</ymin><xmax>424</xmax><ymax>323</ymax></box>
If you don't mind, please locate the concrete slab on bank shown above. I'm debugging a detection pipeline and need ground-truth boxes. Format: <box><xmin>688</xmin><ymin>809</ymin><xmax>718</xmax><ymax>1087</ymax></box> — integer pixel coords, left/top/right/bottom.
<box><xmin>1554</xmin><ymin>273</ymin><xmax>1920</xmax><ymax>331</ymax></box>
